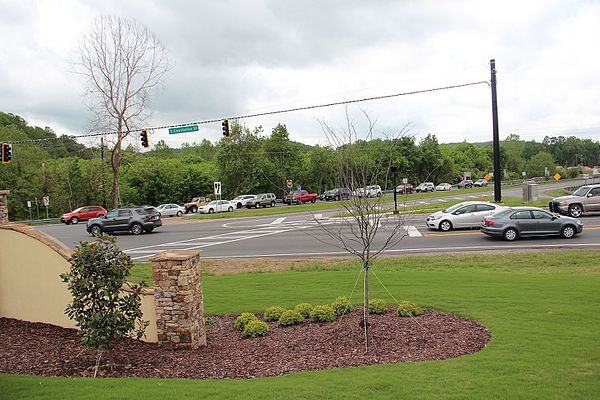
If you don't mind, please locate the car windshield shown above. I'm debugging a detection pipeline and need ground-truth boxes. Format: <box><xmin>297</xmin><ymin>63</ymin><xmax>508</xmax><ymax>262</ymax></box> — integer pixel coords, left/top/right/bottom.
<box><xmin>72</xmin><ymin>207</ymin><xmax>84</xmax><ymax>213</ymax></box>
<box><xmin>492</xmin><ymin>208</ymin><xmax>513</xmax><ymax>218</ymax></box>
<box><xmin>443</xmin><ymin>203</ymin><xmax>469</xmax><ymax>213</ymax></box>
<box><xmin>573</xmin><ymin>186</ymin><xmax>590</xmax><ymax>196</ymax></box>
<box><xmin>232</xmin><ymin>196</ymin><xmax>244</xmax><ymax>200</ymax></box>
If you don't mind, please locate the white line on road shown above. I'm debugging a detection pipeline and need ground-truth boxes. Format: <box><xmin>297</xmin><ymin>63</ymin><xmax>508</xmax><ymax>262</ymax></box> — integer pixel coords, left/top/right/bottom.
<box><xmin>270</xmin><ymin>217</ymin><xmax>286</xmax><ymax>225</ymax></box>
<box><xmin>404</xmin><ymin>225</ymin><xmax>422</xmax><ymax>237</ymax></box>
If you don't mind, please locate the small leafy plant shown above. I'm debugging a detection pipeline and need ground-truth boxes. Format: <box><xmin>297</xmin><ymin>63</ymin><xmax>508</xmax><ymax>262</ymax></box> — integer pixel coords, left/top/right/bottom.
<box><xmin>233</xmin><ymin>312</ymin><xmax>259</xmax><ymax>331</ymax></box>
<box><xmin>397</xmin><ymin>301</ymin><xmax>424</xmax><ymax>317</ymax></box>
<box><xmin>331</xmin><ymin>296</ymin><xmax>352</xmax><ymax>316</ymax></box>
<box><xmin>310</xmin><ymin>304</ymin><xmax>336</xmax><ymax>322</ymax></box>
<box><xmin>294</xmin><ymin>303</ymin><xmax>313</xmax><ymax>318</ymax></box>
<box><xmin>264</xmin><ymin>306</ymin><xmax>286</xmax><ymax>321</ymax></box>
<box><xmin>278</xmin><ymin>309</ymin><xmax>305</xmax><ymax>326</ymax></box>
<box><xmin>243</xmin><ymin>319</ymin><xmax>269</xmax><ymax>338</ymax></box>
<box><xmin>369</xmin><ymin>299</ymin><xmax>388</xmax><ymax>314</ymax></box>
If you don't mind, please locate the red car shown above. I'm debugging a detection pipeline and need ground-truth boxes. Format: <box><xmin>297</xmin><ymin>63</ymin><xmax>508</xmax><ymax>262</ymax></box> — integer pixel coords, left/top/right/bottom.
<box><xmin>60</xmin><ymin>206</ymin><xmax>107</xmax><ymax>225</ymax></box>
<box><xmin>396</xmin><ymin>183</ymin><xmax>413</xmax><ymax>194</ymax></box>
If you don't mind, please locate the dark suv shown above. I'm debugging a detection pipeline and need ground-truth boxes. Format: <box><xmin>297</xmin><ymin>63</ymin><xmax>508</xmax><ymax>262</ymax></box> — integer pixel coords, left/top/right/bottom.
<box><xmin>323</xmin><ymin>187</ymin><xmax>352</xmax><ymax>201</ymax></box>
<box><xmin>86</xmin><ymin>206</ymin><xmax>162</xmax><ymax>236</ymax></box>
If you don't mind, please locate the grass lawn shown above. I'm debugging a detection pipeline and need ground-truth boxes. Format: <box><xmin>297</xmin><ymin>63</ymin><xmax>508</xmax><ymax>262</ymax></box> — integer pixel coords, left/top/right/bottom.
<box><xmin>3</xmin><ymin>251</ymin><xmax>599</xmax><ymax>399</ymax></box>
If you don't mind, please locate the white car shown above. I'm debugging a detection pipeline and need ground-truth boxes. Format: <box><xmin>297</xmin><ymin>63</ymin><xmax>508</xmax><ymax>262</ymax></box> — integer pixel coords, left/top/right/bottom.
<box><xmin>231</xmin><ymin>194</ymin><xmax>256</xmax><ymax>208</ymax></box>
<box><xmin>156</xmin><ymin>203</ymin><xmax>186</xmax><ymax>217</ymax></box>
<box><xmin>426</xmin><ymin>201</ymin><xmax>506</xmax><ymax>231</ymax></box>
<box><xmin>198</xmin><ymin>200</ymin><xmax>235</xmax><ymax>214</ymax></box>
<box><xmin>356</xmin><ymin>185</ymin><xmax>382</xmax><ymax>198</ymax></box>
<box><xmin>436</xmin><ymin>183</ymin><xmax>452</xmax><ymax>191</ymax></box>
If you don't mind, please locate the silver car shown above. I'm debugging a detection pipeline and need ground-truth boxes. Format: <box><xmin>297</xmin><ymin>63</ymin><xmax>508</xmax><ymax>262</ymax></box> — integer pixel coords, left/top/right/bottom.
<box><xmin>427</xmin><ymin>201</ymin><xmax>506</xmax><ymax>231</ymax></box>
<box><xmin>481</xmin><ymin>206</ymin><xmax>583</xmax><ymax>241</ymax></box>
<box><xmin>156</xmin><ymin>203</ymin><xmax>185</xmax><ymax>217</ymax></box>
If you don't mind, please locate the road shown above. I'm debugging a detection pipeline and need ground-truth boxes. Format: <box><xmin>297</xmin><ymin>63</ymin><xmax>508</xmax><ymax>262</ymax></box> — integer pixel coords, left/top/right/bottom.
<box><xmin>36</xmin><ymin>181</ymin><xmax>600</xmax><ymax>261</ymax></box>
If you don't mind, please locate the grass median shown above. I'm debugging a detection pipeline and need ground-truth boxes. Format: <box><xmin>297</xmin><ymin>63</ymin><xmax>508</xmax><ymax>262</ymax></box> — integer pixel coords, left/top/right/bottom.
<box><xmin>3</xmin><ymin>250</ymin><xmax>599</xmax><ymax>399</ymax></box>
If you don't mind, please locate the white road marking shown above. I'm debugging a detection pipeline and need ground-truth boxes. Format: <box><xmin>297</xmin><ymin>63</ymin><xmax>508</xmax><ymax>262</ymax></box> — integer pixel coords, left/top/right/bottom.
<box><xmin>404</xmin><ymin>225</ymin><xmax>422</xmax><ymax>237</ymax></box>
<box><xmin>270</xmin><ymin>217</ymin><xmax>286</xmax><ymax>225</ymax></box>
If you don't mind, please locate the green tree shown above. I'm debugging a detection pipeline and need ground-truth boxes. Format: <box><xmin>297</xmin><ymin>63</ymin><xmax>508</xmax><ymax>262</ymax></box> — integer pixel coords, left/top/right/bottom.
<box><xmin>526</xmin><ymin>151</ymin><xmax>556</xmax><ymax>178</ymax></box>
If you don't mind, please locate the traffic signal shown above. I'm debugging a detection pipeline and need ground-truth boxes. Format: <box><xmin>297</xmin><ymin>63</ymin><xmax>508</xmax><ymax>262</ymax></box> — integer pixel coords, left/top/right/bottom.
<box><xmin>1</xmin><ymin>142</ymin><xmax>12</xmax><ymax>164</ymax></box>
<box><xmin>222</xmin><ymin>119</ymin><xmax>230</xmax><ymax>137</ymax></box>
<box><xmin>140</xmin><ymin>129</ymin><xmax>149</xmax><ymax>148</ymax></box>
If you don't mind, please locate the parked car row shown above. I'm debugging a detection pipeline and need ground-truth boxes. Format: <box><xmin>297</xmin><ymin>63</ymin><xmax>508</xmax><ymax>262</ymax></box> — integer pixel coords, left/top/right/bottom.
<box><xmin>396</xmin><ymin>178</ymin><xmax>490</xmax><ymax>194</ymax></box>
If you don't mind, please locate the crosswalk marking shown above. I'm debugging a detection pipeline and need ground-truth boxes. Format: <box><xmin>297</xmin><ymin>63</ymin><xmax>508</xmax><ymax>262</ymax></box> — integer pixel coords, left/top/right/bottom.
<box><xmin>404</xmin><ymin>225</ymin><xmax>423</xmax><ymax>237</ymax></box>
<box><xmin>270</xmin><ymin>217</ymin><xmax>286</xmax><ymax>225</ymax></box>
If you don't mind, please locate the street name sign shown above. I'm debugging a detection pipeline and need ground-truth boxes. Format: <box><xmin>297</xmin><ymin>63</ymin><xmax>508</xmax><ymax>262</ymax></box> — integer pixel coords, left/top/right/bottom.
<box><xmin>169</xmin><ymin>125</ymin><xmax>199</xmax><ymax>135</ymax></box>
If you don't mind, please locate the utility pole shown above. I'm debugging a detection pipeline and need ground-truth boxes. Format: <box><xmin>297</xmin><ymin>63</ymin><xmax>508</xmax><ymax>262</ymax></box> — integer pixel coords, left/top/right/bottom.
<box><xmin>490</xmin><ymin>59</ymin><xmax>502</xmax><ymax>203</ymax></box>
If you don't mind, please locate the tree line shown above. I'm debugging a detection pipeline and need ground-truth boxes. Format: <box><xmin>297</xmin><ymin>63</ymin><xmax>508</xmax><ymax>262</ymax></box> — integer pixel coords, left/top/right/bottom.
<box><xmin>0</xmin><ymin>111</ymin><xmax>598</xmax><ymax>221</ymax></box>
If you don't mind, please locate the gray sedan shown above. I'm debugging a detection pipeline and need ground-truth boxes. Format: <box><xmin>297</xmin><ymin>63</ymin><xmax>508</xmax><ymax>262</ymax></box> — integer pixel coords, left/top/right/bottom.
<box><xmin>156</xmin><ymin>203</ymin><xmax>186</xmax><ymax>217</ymax></box>
<box><xmin>480</xmin><ymin>206</ymin><xmax>583</xmax><ymax>241</ymax></box>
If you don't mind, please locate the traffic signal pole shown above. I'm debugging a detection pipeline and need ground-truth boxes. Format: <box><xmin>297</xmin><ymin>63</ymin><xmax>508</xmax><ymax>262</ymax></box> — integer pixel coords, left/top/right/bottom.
<box><xmin>490</xmin><ymin>59</ymin><xmax>502</xmax><ymax>203</ymax></box>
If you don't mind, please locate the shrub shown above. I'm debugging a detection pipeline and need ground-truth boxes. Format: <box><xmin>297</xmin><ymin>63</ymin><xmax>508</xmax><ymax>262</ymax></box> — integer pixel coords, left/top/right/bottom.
<box><xmin>369</xmin><ymin>299</ymin><xmax>388</xmax><ymax>314</ymax></box>
<box><xmin>243</xmin><ymin>319</ymin><xmax>269</xmax><ymax>338</ymax></box>
<box><xmin>264</xmin><ymin>306</ymin><xmax>286</xmax><ymax>321</ymax></box>
<box><xmin>397</xmin><ymin>301</ymin><xmax>424</xmax><ymax>317</ymax></box>
<box><xmin>278</xmin><ymin>309</ymin><xmax>305</xmax><ymax>326</ymax></box>
<box><xmin>310</xmin><ymin>304</ymin><xmax>336</xmax><ymax>322</ymax></box>
<box><xmin>331</xmin><ymin>296</ymin><xmax>352</xmax><ymax>316</ymax></box>
<box><xmin>233</xmin><ymin>312</ymin><xmax>258</xmax><ymax>331</ymax></box>
<box><xmin>294</xmin><ymin>303</ymin><xmax>313</xmax><ymax>318</ymax></box>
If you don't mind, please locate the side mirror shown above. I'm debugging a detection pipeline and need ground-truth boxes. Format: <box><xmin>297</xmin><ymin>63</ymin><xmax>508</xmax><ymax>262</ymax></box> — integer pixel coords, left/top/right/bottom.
<box><xmin>551</xmin><ymin>216</ymin><xmax>558</xmax><ymax>220</ymax></box>
<box><xmin>587</xmin><ymin>193</ymin><xmax>593</xmax><ymax>197</ymax></box>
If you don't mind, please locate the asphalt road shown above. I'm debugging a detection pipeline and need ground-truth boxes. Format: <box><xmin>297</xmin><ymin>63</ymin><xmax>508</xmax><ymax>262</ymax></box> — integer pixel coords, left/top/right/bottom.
<box><xmin>35</xmin><ymin>181</ymin><xmax>600</xmax><ymax>261</ymax></box>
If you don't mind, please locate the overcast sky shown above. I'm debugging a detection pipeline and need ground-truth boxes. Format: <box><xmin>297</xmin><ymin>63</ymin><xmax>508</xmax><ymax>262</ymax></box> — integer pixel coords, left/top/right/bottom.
<box><xmin>1</xmin><ymin>0</ymin><xmax>599</xmax><ymax>148</ymax></box>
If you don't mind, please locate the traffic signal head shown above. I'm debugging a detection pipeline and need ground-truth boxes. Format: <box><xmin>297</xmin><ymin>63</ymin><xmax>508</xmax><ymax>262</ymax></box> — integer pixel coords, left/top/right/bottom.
<box><xmin>1</xmin><ymin>142</ymin><xmax>12</xmax><ymax>164</ymax></box>
<box><xmin>222</xmin><ymin>119</ymin><xmax>230</xmax><ymax>137</ymax></box>
<box><xmin>140</xmin><ymin>129</ymin><xmax>149</xmax><ymax>148</ymax></box>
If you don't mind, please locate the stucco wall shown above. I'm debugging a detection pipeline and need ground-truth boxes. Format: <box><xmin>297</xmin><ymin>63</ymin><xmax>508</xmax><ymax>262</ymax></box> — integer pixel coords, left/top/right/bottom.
<box><xmin>0</xmin><ymin>224</ymin><xmax>157</xmax><ymax>342</ymax></box>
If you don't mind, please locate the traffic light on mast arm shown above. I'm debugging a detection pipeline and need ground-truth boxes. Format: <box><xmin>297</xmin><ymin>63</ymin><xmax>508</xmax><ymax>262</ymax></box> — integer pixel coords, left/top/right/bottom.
<box><xmin>222</xmin><ymin>119</ymin><xmax>230</xmax><ymax>137</ymax></box>
<box><xmin>1</xmin><ymin>142</ymin><xmax>12</xmax><ymax>164</ymax></box>
<box><xmin>140</xmin><ymin>129</ymin><xmax>149</xmax><ymax>148</ymax></box>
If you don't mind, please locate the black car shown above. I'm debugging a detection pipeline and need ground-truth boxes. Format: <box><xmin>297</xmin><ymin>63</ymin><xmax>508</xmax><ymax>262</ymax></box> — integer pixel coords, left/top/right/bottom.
<box><xmin>86</xmin><ymin>206</ymin><xmax>162</xmax><ymax>236</ymax></box>
<box><xmin>324</xmin><ymin>187</ymin><xmax>352</xmax><ymax>201</ymax></box>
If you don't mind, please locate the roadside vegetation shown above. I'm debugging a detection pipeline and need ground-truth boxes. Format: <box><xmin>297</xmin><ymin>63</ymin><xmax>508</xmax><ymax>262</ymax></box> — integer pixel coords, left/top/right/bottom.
<box><xmin>3</xmin><ymin>250</ymin><xmax>600</xmax><ymax>399</ymax></box>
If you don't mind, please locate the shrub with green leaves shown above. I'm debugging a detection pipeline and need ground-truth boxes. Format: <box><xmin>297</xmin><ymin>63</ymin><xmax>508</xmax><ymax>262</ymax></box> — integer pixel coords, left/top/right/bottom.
<box><xmin>397</xmin><ymin>301</ymin><xmax>424</xmax><ymax>317</ymax></box>
<box><xmin>331</xmin><ymin>296</ymin><xmax>352</xmax><ymax>316</ymax></box>
<box><xmin>233</xmin><ymin>312</ymin><xmax>259</xmax><ymax>331</ymax></box>
<box><xmin>294</xmin><ymin>303</ymin><xmax>313</xmax><ymax>318</ymax></box>
<box><xmin>243</xmin><ymin>319</ymin><xmax>269</xmax><ymax>338</ymax></box>
<box><xmin>278</xmin><ymin>309</ymin><xmax>305</xmax><ymax>326</ymax></box>
<box><xmin>264</xmin><ymin>306</ymin><xmax>286</xmax><ymax>321</ymax></box>
<box><xmin>369</xmin><ymin>299</ymin><xmax>388</xmax><ymax>314</ymax></box>
<box><xmin>310</xmin><ymin>304</ymin><xmax>336</xmax><ymax>322</ymax></box>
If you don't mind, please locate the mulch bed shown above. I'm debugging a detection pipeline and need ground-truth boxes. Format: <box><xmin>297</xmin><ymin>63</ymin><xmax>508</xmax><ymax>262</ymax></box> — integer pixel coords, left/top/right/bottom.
<box><xmin>0</xmin><ymin>308</ymin><xmax>490</xmax><ymax>379</ymax></box>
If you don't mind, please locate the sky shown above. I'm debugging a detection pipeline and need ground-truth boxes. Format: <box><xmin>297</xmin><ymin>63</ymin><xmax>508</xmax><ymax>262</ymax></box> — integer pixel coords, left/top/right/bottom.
<box><xmin>1</xmin><ymin>0</ymin><xmax>600</xmax><ymax>149</ymax></box>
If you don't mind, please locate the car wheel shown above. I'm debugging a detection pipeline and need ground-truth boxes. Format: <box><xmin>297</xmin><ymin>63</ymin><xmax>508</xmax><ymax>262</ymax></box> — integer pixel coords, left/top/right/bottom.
<box><xmin>255</xmin><ymin>204</ymin><xmax>259</xmax><ymax>208</ymax></box>
<box><xmin>503</xmin><ymin>228</ymin><xmax>518</xmax><ymax>241</ymax></box>
<box><xmin>90</xmin><ymin>225</ymin><xmax>102</xmax><ymax>237</ymax></box>
<box><xmin>64</xmin><ymin>220</ymin><xmax>71</xmax><ymax>225</ymax></box>
<box><xmin>208</xmin><ymin>208</ymin><xmax>214</xmax><ymax>214</ymax></box>
<box><xmin>439</xmin><ymin>220</ymin><xmax>453</xmax><ymax>232</ymax></box>
<box><xmin>70</xmin><ymin>216</ymin><xmax>79</xmax><ymax>224</ymax></box>
<box><xmin>228</xmin><ymin>206</ymin><xmax>233</xmax><ymax>212</ymax></box>
<box><xmin>144</xmin><ymin>227</ymin><xmax>154</xmax><ymax>233</ymax></box>
<box><xmin>176</xmin><ymin>211</ymin><xmax>183</xmax><ymax>217</ymax></box>
<box><xmin>311</xmin><ymin>198</ymin><xmax>316</xmax><ymax>203</ymax></box>
<box><xmin>191</xmin><ymin>206</ymin><xmax>198</xmax><ymax>213</ymax></box>
<box><xmin>561</xmin><ymin>225</ymin><xmax>576</xmax><ymax>239</ymax></box>
<box><xmin>270</xmin><ymin>201</ymin><xmax>275</xmax><ymax>207</ymax></box>
<box><xmin>131</xmin><ymin>223</ymin><xmax>143</xmax><ymax>235</ymax></box>
<box><xmin>568</xmin><ymin>204</ymin><xmax>583</xmax><ymax>218</ymax></box>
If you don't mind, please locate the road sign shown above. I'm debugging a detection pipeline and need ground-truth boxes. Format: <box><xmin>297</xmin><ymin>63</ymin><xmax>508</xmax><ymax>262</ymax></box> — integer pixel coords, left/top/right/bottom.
<box><xmin>522</xmin><ymin>172</ymin><xmax>527</xmax><ymax>177</ymax></box>
<box><xmin>463</xmin><ymin>171</ymin><xmax>471</xmax><ymax>179</ymax></box>
<box><xmin>484</xmin><ymin>174</ymin><xmax>491</xmax><ymax>181</ymax></box>
<box><xmin>42</xmin><ymin>196</ymin><xmax>49</xmax><ymax>206</ymax></box>
<box><xmin>169</xmin><ymin>125</ymin><xmax>199</xmax><ymax>135</ymax></box>
<box><xmin>297</xmin><ymin>185</ymin><xmax>301</xmax><ymax>191</ymax></box>
<box><xmin>402</xmin><ymin>178</ymin><xmax>408</xmax><ymax>184</ymax></box>
<box><xmin>27</xmin><ymin>201</ymin><xmax>31</xmax><ymax>208</ymax></box>
<box><xmin>213</xmin><ymin>181</ymin><xmax>221</xmax><ymax>196</ymax></box>
<box><xmin>553</xmin><ymin>173</ymin><xmax>561</xmax><ymax>181</ymax></box>
<box><xmin>286</xmin><ymin>180</ymin><xmax>293</xmax><ymax>188</ymax></box>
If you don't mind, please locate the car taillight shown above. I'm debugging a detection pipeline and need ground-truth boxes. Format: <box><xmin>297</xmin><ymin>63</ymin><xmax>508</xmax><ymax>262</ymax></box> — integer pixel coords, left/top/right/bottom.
<box><xmin>484</xmin><ymin>219</ymin><xmax>496</xmax><ymax>226</ymax></box>
<box><xmin>145</xmin><ymin>215</ymin><xmax>152</xmax><ymax>221</ymax></box>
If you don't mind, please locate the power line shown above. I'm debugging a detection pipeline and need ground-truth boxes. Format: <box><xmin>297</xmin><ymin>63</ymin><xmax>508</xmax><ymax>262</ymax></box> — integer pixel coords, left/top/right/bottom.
<box><xmin>9</xmin><ymin>80</ymin><xmax>489</xmax><ymax>145</ymax></box>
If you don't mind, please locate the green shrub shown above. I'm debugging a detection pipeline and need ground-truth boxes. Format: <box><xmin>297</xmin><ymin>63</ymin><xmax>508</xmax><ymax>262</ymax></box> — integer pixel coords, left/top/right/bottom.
<box><xmin>310</xmin><ymin>304</ymin><xmax>336</xmax><ymax>322</ymax></box>
<box><xmin>243</xmin><ymin>319</ymin><xmax>269</xmax><ymax>338</ymax></box>
<box><xmin>369</xmin><ymin>299</ymin><xmax>388</xmax><ymax>314</ymax></box>
<box><xmin>331</xmin><ymin>296</ymin><xmax>352</xmax><ymax>316</ymax></box>
<box><xmin>233</xmin><ymin>312</ymin><xmax>258</xmax><ymax>331</ymax></box>
<box><xmin>397</xmin><ymin>301</ymin><xmax>424</xmax><ymax>317</ymax></box>
<box><xmin>294</xmin><ymin>303</ymin><xmax>313</xmax><ymax>318</ymax></box>
<box><xmin>278</xmin><ymin>309</ymin><xmax>305</xmax><ymax>326</ymax></box>
<box><xmin>264</xmin><ymin>306</ymin><xmax>286</xmax><ymax>321</ymax></box>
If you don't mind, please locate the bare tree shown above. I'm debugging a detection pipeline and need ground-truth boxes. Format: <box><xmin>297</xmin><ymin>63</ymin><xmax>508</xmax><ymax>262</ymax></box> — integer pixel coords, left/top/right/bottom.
<box><xmin>315</xmin><ymin>110</ymin><xmax>412</xmax><ymax>352</ymax></box>
<box><xmin>73</xmin><ymin>15</ymin><xmax>170</xmax><ymax>208</ymax></box>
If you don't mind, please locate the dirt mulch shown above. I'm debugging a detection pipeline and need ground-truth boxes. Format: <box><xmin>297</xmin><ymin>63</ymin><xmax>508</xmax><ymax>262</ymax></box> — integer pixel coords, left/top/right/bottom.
<box><xmin>0</xmin><ymin>308</ymin><xmax>490</xmax><ymax>379</ymax></box>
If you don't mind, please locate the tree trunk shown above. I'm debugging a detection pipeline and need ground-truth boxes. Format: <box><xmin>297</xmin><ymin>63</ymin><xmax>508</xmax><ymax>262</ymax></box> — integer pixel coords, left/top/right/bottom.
<box><xmin>363</xmin><ymin>262</ymin><xmax>369</xmax><ymax>353</ymax></box>
<box><xmin>111</xmin><ymin>140</ymin><xmax>122</xmax><ymax>209</ymax></box>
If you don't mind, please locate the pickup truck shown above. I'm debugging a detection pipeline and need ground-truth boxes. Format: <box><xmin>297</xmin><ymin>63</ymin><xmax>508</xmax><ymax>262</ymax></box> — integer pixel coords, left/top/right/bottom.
<box><xmin>184</xmin><ymin>196</ymin><xmax>212</xmax><ymax>213</ymax></box>
<box><xmin>284</xmin><ymin>190</ymin><xmax>318</xmax><ymax>205</ymax></box>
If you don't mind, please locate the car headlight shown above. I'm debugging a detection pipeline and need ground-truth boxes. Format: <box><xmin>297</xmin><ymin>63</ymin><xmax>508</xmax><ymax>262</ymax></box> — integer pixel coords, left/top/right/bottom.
<box><xmin>576</xmin><ymin>220</ymin><xmax>583</xmax><ymax>225</ymax></box>
<box><xmin>559</xmin><ymin>201</ymin><xmax>568</xmax><ymax>206</ymax></box>
<box><xmin>429</xmin><ymin>215</ymin><xmax>441</xmax><ymax>221</ymax></box>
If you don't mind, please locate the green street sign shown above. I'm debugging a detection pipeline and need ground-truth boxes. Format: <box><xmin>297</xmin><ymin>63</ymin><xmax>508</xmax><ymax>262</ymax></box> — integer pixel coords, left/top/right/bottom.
<box><xmin>169</xmin><ymin>125</ymin><xmax>199</xmax><ymax>134</ymax></box>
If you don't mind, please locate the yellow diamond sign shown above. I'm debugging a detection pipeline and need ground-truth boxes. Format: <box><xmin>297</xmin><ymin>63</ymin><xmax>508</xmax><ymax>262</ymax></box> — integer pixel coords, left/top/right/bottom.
<box><xmin>484</xmin><ymin>174</ymin><xmax>491</xmax><ymax>181</ymax></box>
<box><xmin>553</xmin><ymin>173</ymin><xmax>561</xmax><ymax>181</ymax></box>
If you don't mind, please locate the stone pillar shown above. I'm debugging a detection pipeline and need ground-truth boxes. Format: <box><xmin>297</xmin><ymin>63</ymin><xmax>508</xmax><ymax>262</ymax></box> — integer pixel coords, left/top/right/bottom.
<box><xmin>0</xmin><ymin>190</ymin><xmax>9</xmax><ymax>224</ymax></box>
<box><xmin>149</xmin><ymin>250</ymin><xmax>206</xmax><ymax>348</ymax></box>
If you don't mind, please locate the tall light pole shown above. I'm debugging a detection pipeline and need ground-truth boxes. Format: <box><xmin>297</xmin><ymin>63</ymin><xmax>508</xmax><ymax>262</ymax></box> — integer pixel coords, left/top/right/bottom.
<box><xmin>491</xmin><ymin>59</ymin><xmax>502</xmax><ymax>203</ymax></box>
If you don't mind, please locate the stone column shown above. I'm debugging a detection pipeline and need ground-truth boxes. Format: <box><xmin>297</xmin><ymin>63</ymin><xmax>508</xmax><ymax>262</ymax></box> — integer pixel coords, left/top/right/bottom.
<box><xmin>0</xmin><ymin>190</ymin><xmax>9</xmax><ymax>224</ymax></box>
<box><xmin>149</xmin><ymin>250</ymin><xmax>206</xmax><ymax>348</ymax></box>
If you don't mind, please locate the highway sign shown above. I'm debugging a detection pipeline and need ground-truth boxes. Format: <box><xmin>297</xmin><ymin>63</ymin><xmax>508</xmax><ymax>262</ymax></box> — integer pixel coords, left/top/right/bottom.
<box><xmin>214</xmin><ymin>181</ymin><xmax>222</xmax><ymax>196</ymax></box>
<box><xmin>169</xmin><ymin>125</ymin><xmax>199</xmax><ymax>135</ymax></box>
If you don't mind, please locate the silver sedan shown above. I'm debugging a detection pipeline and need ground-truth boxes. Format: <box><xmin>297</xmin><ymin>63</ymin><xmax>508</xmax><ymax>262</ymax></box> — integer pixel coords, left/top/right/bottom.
<box><xmin>427</xmin><ymin>201</ymin><xmax>506</xmax><ymax>231</ymax></box>
<box><xmin>156</xmin><ymin>203</ymin><xmax>186</xmax><ymax>217</ymax></box>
